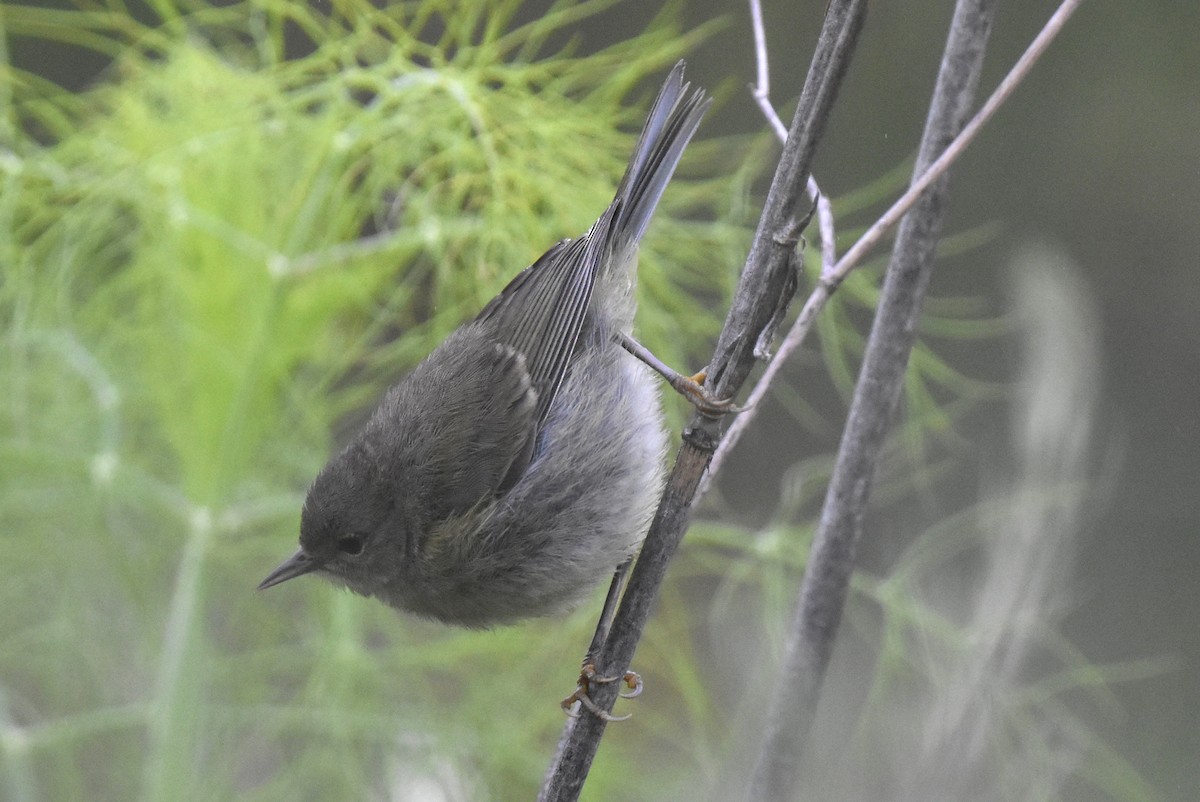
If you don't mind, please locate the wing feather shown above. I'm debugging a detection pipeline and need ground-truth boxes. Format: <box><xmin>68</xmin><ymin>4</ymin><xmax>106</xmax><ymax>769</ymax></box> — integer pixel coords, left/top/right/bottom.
<box><xmin>476</xmin><ymin>205</ymin><xmax>619</xmax><ymax>424</ymax></box>
<box><xmin>473</xmin><ymin>61</ymin><xmax>709</xmax><ymax>428</ymax></box>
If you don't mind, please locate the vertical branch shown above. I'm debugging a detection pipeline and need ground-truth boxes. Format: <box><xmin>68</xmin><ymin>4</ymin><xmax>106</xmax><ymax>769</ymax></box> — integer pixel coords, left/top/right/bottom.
<box><xmin>538</xmin><ymin>2</ymin><xmax>868</xmax><ymax>800</ymax></box>
<box><xmin>749</xmin><ymin>1</ymin><xmax>999</xmax><ymax>799</ymax></box>
<box><xmin>706</xmin><ymin>0</ymin><xmax>865</xmax><ymax>401</ymax></box>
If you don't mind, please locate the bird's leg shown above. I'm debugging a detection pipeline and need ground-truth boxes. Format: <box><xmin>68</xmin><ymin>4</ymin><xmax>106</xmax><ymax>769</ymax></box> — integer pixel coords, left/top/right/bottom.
<box><xmin>616</xmin><ymin>332</ymin><xmax>737</xmax><ymax>417</ymax></box>
<box><xmin>560</xmin><ymin>559</ymin><xmax>643</xmax><ymax>721</ymax></box>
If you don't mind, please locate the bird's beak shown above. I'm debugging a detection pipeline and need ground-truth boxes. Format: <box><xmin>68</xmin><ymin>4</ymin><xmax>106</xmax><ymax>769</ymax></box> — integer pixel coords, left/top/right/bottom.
<box><xmin>258</xmin><ymin>547</ymin><xmax>320</xmax><ymax>590</ymax></box>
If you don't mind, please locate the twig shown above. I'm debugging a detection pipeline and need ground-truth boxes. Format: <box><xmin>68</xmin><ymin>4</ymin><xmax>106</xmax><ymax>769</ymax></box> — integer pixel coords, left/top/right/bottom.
<box><xmin>707</xmin><ymin>0</ymin><xmax>1087</xmax><ymax>486</ymax></box>
<box><xmin>537</xmin><ymin>2</ymin><xmax>868</xmax><ymax>799</ymax></box>
<box><xmin>747</xmin><ymin>0</ymin><xmax>789</xmax><ymax>144</ymax></box>
<box><xmin>749</xmin><ymin>0</ymin><xmax>1001</xmax><ymax>798</ymax></box>
<box><xmin>748</xmin><ymin>0</ymin><xmax>838</xmax><ymax>278</ymax></box>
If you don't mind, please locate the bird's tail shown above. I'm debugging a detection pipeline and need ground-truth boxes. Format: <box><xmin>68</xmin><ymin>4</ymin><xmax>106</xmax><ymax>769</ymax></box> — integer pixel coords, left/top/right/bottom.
<box><xmin>611</xmin><ymin>61</ymin><xmax>711</xmax><ymax>248</ymax></box>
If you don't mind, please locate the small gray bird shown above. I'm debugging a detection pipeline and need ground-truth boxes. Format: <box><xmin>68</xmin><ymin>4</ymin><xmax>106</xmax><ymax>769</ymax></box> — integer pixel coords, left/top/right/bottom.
<box><xmin>259</xmin><ymin>62</ymin><xmax>717</xmax><ymax>629</ymax></box>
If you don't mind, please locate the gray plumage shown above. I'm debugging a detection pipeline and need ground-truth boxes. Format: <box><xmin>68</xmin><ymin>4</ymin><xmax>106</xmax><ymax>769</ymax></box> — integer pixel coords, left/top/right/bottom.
<box><xmin>259</xmin><ymin>62</ymin><xmax>710</xmax><ymax>627</ymax></box>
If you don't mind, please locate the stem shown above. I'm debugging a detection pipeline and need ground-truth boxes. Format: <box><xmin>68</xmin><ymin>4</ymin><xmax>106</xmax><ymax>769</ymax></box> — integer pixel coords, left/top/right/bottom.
<box><xmin>749</xmin><ymin>1</ymin><xmax>999</xmax><ymax>798</ymax></box>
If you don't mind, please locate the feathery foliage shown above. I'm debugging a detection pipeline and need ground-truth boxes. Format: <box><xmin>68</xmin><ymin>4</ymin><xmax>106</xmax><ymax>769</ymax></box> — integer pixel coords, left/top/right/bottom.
<box><xmin>0</xmin><ymin>2</ymin><xmax>747</xmax><ymax>799</ymax></box>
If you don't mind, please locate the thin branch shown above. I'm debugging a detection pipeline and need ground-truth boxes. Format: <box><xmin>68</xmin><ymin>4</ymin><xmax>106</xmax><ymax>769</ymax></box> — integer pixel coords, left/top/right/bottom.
<box><xmin>537</xmin><ymin>2</ymin><xmax>868</xmax><ymax>799</ymax></box>
<box><xmin>707</xmin><ymin>0</ymin><xmax>1087</xmax><ymax>486</ymax></box>
<box><xmin>747</xmin><ymin>0</ymin><xmax>789</xmax><ymax>144</ymax></box>
<box><xmin>813</xmin><ymin>183</ymin><xmax>837</xmax><ymax>277</ymax></box>
<box><xmin>749</xmin><ymin>0</ymin><xmax>1001</xmax><ymax>798</ymax></box>
<box><xmin>747</xmin><ymin>0</ymin><xmax>838</xmax><ymax>283</ymax></box>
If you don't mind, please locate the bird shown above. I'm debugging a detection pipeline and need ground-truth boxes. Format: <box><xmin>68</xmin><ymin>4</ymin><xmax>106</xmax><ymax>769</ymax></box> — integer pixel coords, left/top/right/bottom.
<box><xmin>259</xmin><ymin>62</ymin><xmax>722</xmax><ymax>641</ymax></box>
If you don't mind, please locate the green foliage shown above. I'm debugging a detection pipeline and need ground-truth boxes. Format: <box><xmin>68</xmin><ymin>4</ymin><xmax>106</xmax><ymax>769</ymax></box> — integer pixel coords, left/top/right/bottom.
<box><xmin>0</xmin><ymin>2</ymin><xmax>748</xmax><ymax>799</ymax></box>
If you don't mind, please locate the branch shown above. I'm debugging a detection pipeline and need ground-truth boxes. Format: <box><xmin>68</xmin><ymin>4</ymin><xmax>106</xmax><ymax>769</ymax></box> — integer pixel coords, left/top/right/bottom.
<box><xmin>747</xmin><ymin>0</ymin><xmax>789</xmax><ymax>144</ymax></box>
<box><xmin>708</xmin><ymin>0</ymin><xmax>1087</xmax><ymax>486</ymax></box>
<box><xmin>537</xmin><ymin>2</ymin><xmax>868</xmax><ymax>799</ymax></box>
<box><xmin>749</xmin><ymin>0</ymin><xmax>1001</xmax><ymax>799</ymax></box>
<box><xmin>747</xmin><ymin>0</ymin><xmax>837</xmax><ymax>274</ymax></box>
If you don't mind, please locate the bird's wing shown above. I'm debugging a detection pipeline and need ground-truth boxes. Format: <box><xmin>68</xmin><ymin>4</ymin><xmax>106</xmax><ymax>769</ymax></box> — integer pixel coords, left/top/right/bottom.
<box><xmin>475</xmin><ymin>203</ymin><xmax>619</xmax><ymax>425</ymax></box>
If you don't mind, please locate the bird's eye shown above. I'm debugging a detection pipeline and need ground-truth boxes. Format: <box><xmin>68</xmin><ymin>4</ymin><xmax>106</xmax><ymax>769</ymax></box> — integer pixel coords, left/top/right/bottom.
<box><xmin>337</xmin><ymin>534</ymin><xmax>364</xmax><ymax>556</ymax></box>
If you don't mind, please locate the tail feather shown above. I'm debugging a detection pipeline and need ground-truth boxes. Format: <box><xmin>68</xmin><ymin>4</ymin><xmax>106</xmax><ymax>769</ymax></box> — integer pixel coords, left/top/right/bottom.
<box><xmin>612</xmin><ymin>61</ymin><xmax>711</xmax><ymax>247</ymax></box>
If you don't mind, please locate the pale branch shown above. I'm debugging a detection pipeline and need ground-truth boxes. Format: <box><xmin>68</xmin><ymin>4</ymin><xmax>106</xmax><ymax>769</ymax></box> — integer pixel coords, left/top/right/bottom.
<box><xmin>749</xmin><ymin>0</ymin><xmax>1000</xmax><ymax>799</ymax></box>
<box><xmin>747</xmin><ymin>0</ymin><xmax>788</xmax><ymax>143</ymax></box>
<box><xmin>747</xmin><ymin>0</ymin><xmax>837</xmax><ymax>273</ymax></box>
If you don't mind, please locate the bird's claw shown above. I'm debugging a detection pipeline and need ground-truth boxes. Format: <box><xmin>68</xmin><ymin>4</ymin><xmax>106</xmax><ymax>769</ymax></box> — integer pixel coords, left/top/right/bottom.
<box><xmin>560</xmin><ymin>664</ymin><xmax>642</xmax><ymax>721</ymax></box>
<box><xmin>673</xmin><ymin>371</ymin><xmax>738</xmax><ymax>418</ymax></box>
